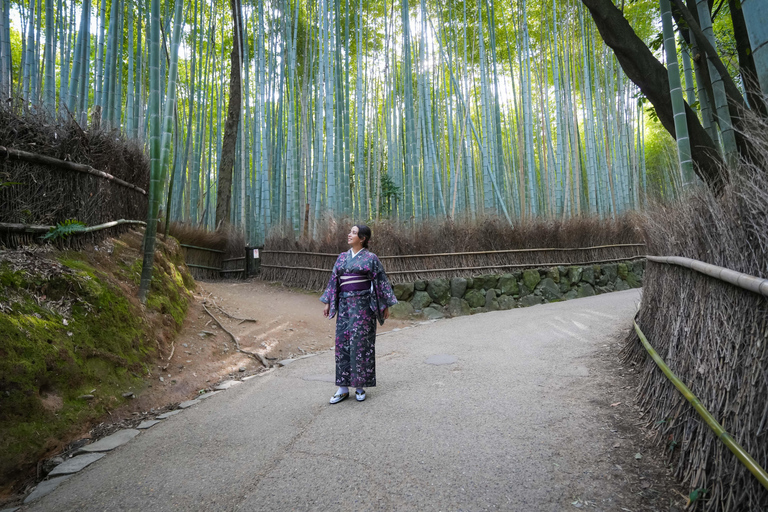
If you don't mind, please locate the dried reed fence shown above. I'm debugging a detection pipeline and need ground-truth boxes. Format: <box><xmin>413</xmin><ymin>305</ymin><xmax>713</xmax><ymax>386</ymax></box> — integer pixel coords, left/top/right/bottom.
<box><xmin>261</xmin><ymin>215</ymin><xmax>644</xmax><ymax>289</ymax></box>
<box><xmin>0</xmin><ymin>106</ymin><xmax>149</xmax><ymax>248</ymax></box>
<box><xmin>165</xmin><ymin>222</ymin><xmax>246</xmax><ymax>280</ymax></box>
<box><xmin>623</xmin><ymin>117</ymin><xmax>768</xmax><ymax>511</ymax></box>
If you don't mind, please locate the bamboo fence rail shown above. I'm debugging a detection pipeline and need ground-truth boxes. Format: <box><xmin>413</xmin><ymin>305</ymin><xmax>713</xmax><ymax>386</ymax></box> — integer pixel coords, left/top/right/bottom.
<box><xmin>647</xmin><ymin>255</ymin><xmax>768</xmax><ymax>297</ymax></box>
<box><xmin>0</xmin><ymin>145</ymin><xmax>148</xmax><ymax>195</ymax></box>
<box><xmin>259</xmin><ymin>243</ymin><xmax>646</xmax><ymax>289</ymax></box>
<box><xmin>0</xmin><ymin>219</ymin><xmax>146</xmax><ymax>248</ymax></box>
<box><xmin>633</xmin><ymin>321</ymin><xmax>768</xmax><ymax>492</ymax></box>
<box><xmin>0</xmin><ymin>219</ymin><xmax>146</xmax><ymax>233</ymax></box>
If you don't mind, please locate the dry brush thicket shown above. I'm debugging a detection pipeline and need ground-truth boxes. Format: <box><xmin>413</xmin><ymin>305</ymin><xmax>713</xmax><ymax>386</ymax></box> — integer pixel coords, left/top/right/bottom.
<box><xmin>0</xmin><ymin>106</ymin><xmax>149</xmax><ymax>247</ymax></box>
<box><xmin>262</xmin><ymin>215</ymin><xmax>645</xmax><ymax>289</ymax></box>
<box><xmin>624</xmin><ymin>117</ymin><xmax>768</xmax><ymax>511</ymax></box>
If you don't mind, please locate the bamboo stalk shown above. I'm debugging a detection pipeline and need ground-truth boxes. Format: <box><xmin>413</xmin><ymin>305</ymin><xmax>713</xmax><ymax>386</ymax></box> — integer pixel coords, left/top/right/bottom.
<box><xmin>633</xmin><ymin>321</ymin><xmax>768</xmax><ymax>492</ymax></box>
<box><xmin>0</xmin><ymin>145</ymin><xmax>148</xmax><ymax>195</ymax></box>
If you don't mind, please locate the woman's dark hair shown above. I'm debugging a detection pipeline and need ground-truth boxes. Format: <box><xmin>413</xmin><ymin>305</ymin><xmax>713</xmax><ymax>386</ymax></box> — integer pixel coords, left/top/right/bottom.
<box><xmin>355</xmin><ymin>224</ymin><xmax>372</xmax><ymax>248</ymax></box>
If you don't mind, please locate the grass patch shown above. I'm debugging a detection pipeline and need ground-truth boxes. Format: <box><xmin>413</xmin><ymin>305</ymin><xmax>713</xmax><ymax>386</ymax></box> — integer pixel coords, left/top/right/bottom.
<box><xmin>0</xmin><ymin>230</ymin><xmax>195</xmax><ymax>488</ymax></box>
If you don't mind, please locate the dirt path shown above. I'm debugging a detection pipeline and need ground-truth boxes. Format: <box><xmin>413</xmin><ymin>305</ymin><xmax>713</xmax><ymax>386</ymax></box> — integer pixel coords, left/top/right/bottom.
<box><xmin>117</xmin><ymin>279</ymin><xmax>416</xmax><ymax>419</ymax></box>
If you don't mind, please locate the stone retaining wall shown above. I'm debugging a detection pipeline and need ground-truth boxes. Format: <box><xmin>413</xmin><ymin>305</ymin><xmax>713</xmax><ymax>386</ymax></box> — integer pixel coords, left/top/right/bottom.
<box><xmin>389</xmin><ymin>260</ymin><xmax>645</xmax><ymax>320</ymax></box>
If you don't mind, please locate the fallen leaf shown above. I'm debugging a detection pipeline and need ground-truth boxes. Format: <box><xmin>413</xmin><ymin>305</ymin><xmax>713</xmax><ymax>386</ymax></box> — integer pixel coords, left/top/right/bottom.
<box><xmin>611</xmin><ymin>402</ymin><xmax>622</xmax><ymax>407</ymax></box>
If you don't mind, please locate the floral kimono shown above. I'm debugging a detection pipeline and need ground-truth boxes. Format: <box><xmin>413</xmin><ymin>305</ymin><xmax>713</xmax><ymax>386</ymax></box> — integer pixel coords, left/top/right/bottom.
<box><xmin>320</xmin><ymin>249</ymin><xmax>398</xmax><ymax>387</ymax></box>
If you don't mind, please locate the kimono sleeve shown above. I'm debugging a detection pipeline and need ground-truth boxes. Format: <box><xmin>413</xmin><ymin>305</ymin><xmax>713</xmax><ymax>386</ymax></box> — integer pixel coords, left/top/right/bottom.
<box><xmin>320</xmin><ymin>253</ymin><xmax>344</xmax><ymax>319</ymax></box>
<box><xmin>371</xmin><ymin>254</ymin><xmax>398</xmax><ymax>320</ymax></box>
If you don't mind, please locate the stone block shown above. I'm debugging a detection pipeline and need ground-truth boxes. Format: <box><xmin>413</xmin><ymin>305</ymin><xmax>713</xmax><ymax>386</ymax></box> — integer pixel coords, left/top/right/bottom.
<box><xmin>602</xmin><ymin>263</ymin><xmax>618</xmax><ymax>284</ymax></box>
<box><xmin>485</xmin><ymin>289</ymin><xmax>499</xmax><ymax>311</ymax></box>
<box><xmin>564</xmin><ymin>290</ymin><xmax>578</xmax><ymax>300</ymax></box>
<box><xmin>427</xmin><ymin>278</ymin><xmax>451</xmax><ymax>305</ymax></box>
<box><xmin>48</xmin><ymin>454</ymin><xmax>105</xmax><ymax>476</ymax></box>
<box><xmin>464</xmin><ymin>289</ymin><xmax>485</xmax><ymax>308</ymax></box>
<box><xmin>581</xmin><ymin>266</ymin><xmax>595</xmax><ymax>285</ymax></box>
<box><xmin>393</xmin><ymin>282</ymin><xmax>414</xmax><ymax>301</ymax></box>
<box><xmin>522</xmin><ymin>269</ymin><xmax>541</xmax><ymax>292</ymax></box>
<box><xmin>414</xmin><ymin>280</ymin><xmax>427</xmax><ymax>291</ymax></box>
<box><xmin>472</xmin><ymin>274</ymin><xmax>499</xmax><ymax>290</ymax></box>
<box><xmin>546</xmin><ymin>267</ymin><xmax>560</xmax><ymax>283</ymax></box>
<box><xmin>617</xmin><ymin>263</ymin><xmax>629</xmax><ymax>280</ymax></box>
<box><xmin>538</xmin><ymin>278</ymin><xmax>563</xmax><ymax>301</ymax></box>
<box><xmin>450</xmin><ymin>277</ymin><xmax>468</xmax><ymax>298</ymax></box>
<box><xmin>498</xmin><ymin>273</ymin><xmax>519</xmax><ymax>296</ymax></box>
<box><xmin>498</xmin><ymin>295</ymin><xmax>517</xmax><ymax>310</ymax></box>
<box><xmin>390</xmin><ymin>301</ymin><xmax>415</xmax><ymax>319</ymax></box>
<box><xmin>614</xmin><ymin>278</ymin><xmax>630</xmax><ymax>291</ymax></box>
<box><xmin>424</xmin><ymin>306</ymin><xmax>445</xmax><ymax>320</ymax></box>
<box><xmin>626</xmin><ymin>271</ymin><xmax>642</xmax><ymax>288</ymax></box>
<box><xmin>447</xmin><ymin>297</ymin><xmax>470</xmax><ymax>317</ymax></box>
<box><xmin>577</xmin><ymin>283</ymin><xmax>596</xmax><ymax>298</ymax></box>
<box><xmin>79</xmin><ymin>430</ymin><xmax>140</xmax><ymax>453</ymax></box>
<box><xmin>595</xmin><ymin>286</ymin><xmax>611</xmax><ymax>295</ymax></box>
<box><xmin>469</xmin><ymin>307</ymin><xmax>487</xmax><ymax>315</ymax></box>
<box><xmin>411</xmin><ymin>291</ymin><xmax>433</xmax><ymax>310</ymax></box>
<box><xmin>519</xmin><ymin>295</ymin><xmax>543</xmax><ymax>307</ymax></box>
<box><xmin>156</xmin><ymin>410</ymin><xmax>182</xmax><ymax>419</ymax></box>
<box><xmin>568</xmin><ymin>266</ymin><xmax>583</xmax><ymax>285</ymax></box>
<box><xmin>24</xmin><ymin>475</ymin><xmax>73</xmax><ymax>503</ymax></box>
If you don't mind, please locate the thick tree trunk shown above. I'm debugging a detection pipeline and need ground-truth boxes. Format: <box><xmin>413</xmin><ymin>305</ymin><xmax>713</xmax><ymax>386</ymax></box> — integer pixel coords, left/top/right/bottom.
<box><xmin>581</xmin><ymin>0</ymin><xmax>723</xmax><ymax>189</ymax></box>
<box><xmin>215</xmin><ymin>0</ymin><xmax>243</xmax><ymax>230</ymax></box>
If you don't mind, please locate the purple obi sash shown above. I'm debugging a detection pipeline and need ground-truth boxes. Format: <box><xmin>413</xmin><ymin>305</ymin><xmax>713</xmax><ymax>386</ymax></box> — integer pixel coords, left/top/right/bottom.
<box><xmin>340</xmin><ymin>274</ymin><xmax>371</xmax><ymax>292</ymax></box>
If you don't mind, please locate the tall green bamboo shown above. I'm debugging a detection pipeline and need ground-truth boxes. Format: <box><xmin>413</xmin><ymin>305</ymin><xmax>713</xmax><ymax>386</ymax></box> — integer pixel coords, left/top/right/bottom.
<box><xmin>139</xmin><ymin>0</ymin><xmax>163</xmax><ymax>303</ymax></box>
<box><xmin>661</xmin><ymin>0</ymin><xmax>694</xmax><ymax>186</ymax></box>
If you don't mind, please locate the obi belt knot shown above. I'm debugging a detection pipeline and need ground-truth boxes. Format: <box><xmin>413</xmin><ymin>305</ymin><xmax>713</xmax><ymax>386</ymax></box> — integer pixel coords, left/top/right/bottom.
<box><xmin>340</xmin><ymin>274</ymin><xmax>372</xmax><ymax>292</ymax></box>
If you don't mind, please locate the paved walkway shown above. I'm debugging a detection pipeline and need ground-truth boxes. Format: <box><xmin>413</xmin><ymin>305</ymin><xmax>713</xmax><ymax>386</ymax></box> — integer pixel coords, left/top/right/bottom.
<box><xmin>22</xmin><ymin>289</ymin><xmax>674</xmax><ymax>511</ymax></box>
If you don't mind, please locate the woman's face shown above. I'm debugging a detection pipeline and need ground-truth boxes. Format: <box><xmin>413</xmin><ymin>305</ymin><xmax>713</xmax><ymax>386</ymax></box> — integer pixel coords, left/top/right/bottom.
<box><xmin>347</xmin><ymin>226</ymin><xmax>362</xmax><ymax>247</ymax></box>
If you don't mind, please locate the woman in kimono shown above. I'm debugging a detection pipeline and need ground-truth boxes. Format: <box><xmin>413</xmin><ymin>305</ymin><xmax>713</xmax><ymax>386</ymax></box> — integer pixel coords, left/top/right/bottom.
<box><xmin>321</xmin><ymin>225</ymin><xmax>398</xmax><ymax>404</ymax></box>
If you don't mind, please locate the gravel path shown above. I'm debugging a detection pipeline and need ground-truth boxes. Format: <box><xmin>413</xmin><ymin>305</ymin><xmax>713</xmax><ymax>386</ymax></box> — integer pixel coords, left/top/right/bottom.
<box><xmin>21</xmin><ymin>289</ymin><xmax>684</xmax><ymax>512</ymax></box>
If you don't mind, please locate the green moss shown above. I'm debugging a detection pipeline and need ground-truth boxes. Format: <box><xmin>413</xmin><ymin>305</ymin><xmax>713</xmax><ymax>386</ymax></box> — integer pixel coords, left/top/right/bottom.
<box><xmin>0</xmin><ymin>263</ymin><xmax>25</xmax><ymax>289</ymax></box>
<box><xmin>0</xmin><ymin>236</ymin><xmax>195</xmax><ymax>485</ymax></box>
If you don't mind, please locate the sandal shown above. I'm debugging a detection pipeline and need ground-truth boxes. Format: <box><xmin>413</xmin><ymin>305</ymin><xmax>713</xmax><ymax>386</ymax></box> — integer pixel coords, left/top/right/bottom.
<box><xmin>329</xmin><ymin>392</ymin><xmax>349</xmax><ymax>404</ymax></box>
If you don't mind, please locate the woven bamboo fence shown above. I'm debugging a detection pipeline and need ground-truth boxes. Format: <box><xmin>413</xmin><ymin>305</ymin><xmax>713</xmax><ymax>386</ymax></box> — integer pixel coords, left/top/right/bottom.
<box><xmin>260</xmin><ymin>243</ymin><xmax>646</xmax><ymax>290</ymax></box>
<box><xmin>623</xmin><ymin>145</ymin><xmax>768</xmax><ymax>510</ymax></box>
<box><xmin>180</xmin><ymin>244</ymin><xmax>224</xmax><ymax>280</ymax></box>
<box><xmin>0</xmin><ymin>109</ymin><xmax>149</xmax><ymax>248</ymax></box>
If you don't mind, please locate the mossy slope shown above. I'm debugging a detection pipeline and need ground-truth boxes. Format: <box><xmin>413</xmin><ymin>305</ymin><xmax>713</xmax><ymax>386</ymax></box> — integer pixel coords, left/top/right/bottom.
<box><xmin>0</xmin><ymin>230</ymin><xmax>195</xmax><ymax>489</ymax></box>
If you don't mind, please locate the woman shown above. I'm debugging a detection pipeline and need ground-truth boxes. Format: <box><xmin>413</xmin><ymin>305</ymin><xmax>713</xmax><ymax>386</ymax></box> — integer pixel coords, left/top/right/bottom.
<box><xmin>321</xmin><ymin>225</ymin><xmax>398</xmax><ymax>404</ymax></box>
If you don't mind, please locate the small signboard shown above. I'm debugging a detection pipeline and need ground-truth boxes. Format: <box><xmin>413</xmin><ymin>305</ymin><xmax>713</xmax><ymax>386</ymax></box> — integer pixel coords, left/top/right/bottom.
<box><xmin>253</xmin><ymin>249</ymin><xmax>259</xmax><ymax>259</ymax></box>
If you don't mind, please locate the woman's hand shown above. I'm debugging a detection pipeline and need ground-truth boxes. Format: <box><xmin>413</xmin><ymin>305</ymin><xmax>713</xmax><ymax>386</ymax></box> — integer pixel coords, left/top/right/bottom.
<box><xmin>323</xmin><ymin>303</ymin><xmax>330</xmax><ymax>318</ymax></box>
<box><xmin>383</xmin><ymin>307</ymin><xmax>390</xmax><ymax>320</ymax></box>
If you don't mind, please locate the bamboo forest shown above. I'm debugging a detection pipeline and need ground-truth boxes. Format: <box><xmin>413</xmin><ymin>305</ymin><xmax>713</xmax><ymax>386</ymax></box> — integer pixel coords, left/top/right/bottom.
<box><xmin>0</xmin><ymin>0</ymin><xmax>759</xmax><ymax>244</ymax></box>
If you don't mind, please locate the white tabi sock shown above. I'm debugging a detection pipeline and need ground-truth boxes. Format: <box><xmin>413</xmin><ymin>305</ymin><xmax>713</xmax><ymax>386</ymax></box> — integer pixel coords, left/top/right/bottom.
<box><xmin>337</xmin><ymin>386</ymin><xmax>349</xmax><ymax>395</ymax></box>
